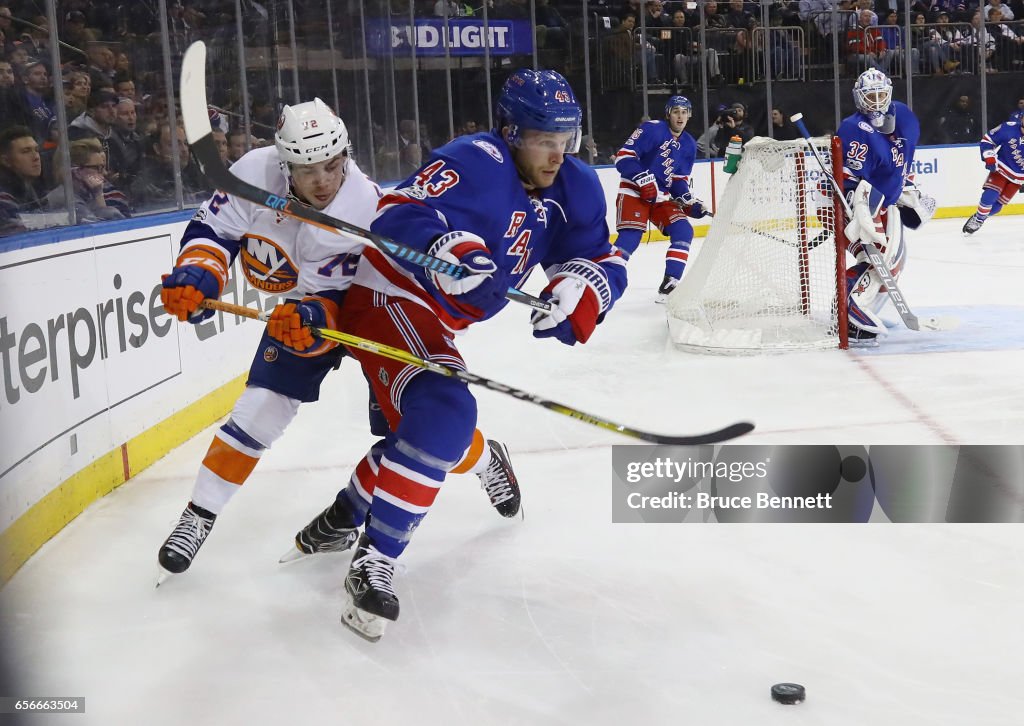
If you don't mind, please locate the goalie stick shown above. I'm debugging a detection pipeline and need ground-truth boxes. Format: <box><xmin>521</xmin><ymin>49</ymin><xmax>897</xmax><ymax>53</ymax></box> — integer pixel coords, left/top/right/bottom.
<box><xmin>178</xmin><ymin>41</ymin><xmax>552</xmax><ymax>314</ymax></box>
<box><xmin>200</xmin><ymin>299</ymin><xmax>755</xmax><ymax>446</ymax></box>
<box><xmin>790</xmin><ymin>114</ymin><xmax>957</xmax><ymax>333</ymax></box>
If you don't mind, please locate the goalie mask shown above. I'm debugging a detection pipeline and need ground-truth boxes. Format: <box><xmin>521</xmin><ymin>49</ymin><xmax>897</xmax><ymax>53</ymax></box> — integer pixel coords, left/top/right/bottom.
<box><xmin>853</xmin><ymin>69</ymin><xmax>893</xmax><ymax>128</ymax></box>
<box><xmin>275</xmin><ymin>98</ymin><xmax>349</xmax><ymax>166</ymax></box>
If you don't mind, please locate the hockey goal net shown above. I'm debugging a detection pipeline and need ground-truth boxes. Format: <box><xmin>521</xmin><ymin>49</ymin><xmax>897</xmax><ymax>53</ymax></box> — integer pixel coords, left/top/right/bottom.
<box><xmin>667</xmin><ymin>136</ymin><xmax>848</xmax><ymax>353</ymax></box>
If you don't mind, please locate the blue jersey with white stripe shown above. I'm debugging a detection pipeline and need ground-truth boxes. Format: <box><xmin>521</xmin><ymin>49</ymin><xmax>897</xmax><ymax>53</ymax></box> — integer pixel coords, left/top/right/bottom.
<box><xmin>980</xmin><ymin>120</ymin><xmax>1024</xmax><ymax>183</ymax></box>
<box><xmin>363</xmin><ymin>131</ymin><xmax>627</xmax><ymax>331</ymax></box>
<box><xmin>613</xmin><ymin>120</ymin><xmax>697</xmax><ymax>198</ymax></box>
<box><xmin>837</xmin><ymin>101</ymin><xmax>920</xmax><ymax>207</ymax></box>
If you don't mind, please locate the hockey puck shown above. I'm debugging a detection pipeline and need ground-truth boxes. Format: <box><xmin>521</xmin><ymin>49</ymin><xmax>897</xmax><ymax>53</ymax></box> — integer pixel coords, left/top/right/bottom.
<box><xmin>771</xmin><ymin>683</ymin><xmax>806</xmax><ymax>705</ymax></box>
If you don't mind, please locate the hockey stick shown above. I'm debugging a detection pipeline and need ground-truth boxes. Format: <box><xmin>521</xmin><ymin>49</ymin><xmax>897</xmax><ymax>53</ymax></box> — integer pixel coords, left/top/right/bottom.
<box><xmin>178</xmin><ymin>42</ymin><xmax>552</xmax><ymax>314</ymax></box>
<box><xmin>200</xmin><ymin>299</ymin><xmax>754</xmax><ymax>445</ymax></box>
<box><xmin>790</xmin><ymin>114</ymin><xmax>956</xmax><ymax>333</ymax></box>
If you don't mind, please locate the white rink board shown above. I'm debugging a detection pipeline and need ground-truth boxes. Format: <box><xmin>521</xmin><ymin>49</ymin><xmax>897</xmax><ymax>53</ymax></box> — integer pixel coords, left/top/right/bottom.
<box><xmin>0</xmin><ymin>220</ymin><xmax>269</xmax><ymax>533</ymax></box>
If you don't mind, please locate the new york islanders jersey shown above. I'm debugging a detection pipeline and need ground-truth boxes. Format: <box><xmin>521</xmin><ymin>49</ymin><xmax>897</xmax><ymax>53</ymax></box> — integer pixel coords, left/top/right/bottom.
<box><xmin>613</xmin><ymin>120</ymin><xmax>697</xmax><ymax>199</ymax></box>
<box><xmin>358</xmin><ymin>131</ymin><xmax>627</xmax><ymax>332</ymax></box>
<box><xmin>837</xmin><ymin>101</ymin><xmax>920</xmax><ymax>207</ymax></box>
<box><xmin>178</xmin><ymin>146</ymin><xmax>381</xmax><ymax>298</ymax></box>
<box><xmin>980</xmin><ymin>121</ymin><xmax>1024</xmax><ymax>184</ymax></box>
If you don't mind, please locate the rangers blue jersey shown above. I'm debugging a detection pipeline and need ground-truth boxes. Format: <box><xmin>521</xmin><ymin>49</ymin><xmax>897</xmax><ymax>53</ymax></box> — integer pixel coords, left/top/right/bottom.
<box><xmin>838</xmin><ymin>101</ymin><xmax>920</xmax><ymax>207</ymax></box>
<box><xmin>980</xmin><ymin>120</ymin><xmax>1024</xmax><ymax>184</ymax></box>
<box><xmin>358</xmin><ymin>131</ymin><xmax>627</xmax><ymax>331</ymax></box>
<box><xmin>613</xmin><ymin>120</ymin><xmax>697</xmax><ymax>199</ymax></box>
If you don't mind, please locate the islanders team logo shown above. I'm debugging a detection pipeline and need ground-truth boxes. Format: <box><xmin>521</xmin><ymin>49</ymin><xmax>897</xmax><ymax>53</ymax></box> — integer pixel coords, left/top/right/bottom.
<box><xmin>240</xmin><ymin>234</ymin><xmax>299</xmax><ymax>293</ymax></box>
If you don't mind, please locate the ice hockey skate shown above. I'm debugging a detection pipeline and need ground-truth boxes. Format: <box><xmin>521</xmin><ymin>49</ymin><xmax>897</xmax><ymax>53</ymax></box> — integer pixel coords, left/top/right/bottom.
<box><xmin>479</xmin><ymin>440</ymin><xmax>521</xmax><ymax>518</ymax></box>
<box><xmin>656</xmin><ymin>275</ymin><xmax>678</xmax><ymax>304</ymax></box>
<box><xmin>962</xmin><ymin>213</ymin><xmax>985</xmax><ymax>236</ymax></box>
<box><xmin>156</xmin><ymin>502</ymin><xmax>216</xmax><ymax>586</ymax></box>
<box><xmin>341</xmin><ymin>533</ymin><xmax>400</xmax><ymax>642</ymax></box>
<box><xmin>279</xmin><ymin>499</ymin><xmax>359</xmax><ymax>563</ymax></box>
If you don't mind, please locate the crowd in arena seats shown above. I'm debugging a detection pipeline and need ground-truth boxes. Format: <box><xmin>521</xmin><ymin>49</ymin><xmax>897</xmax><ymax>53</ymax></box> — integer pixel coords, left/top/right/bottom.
<box><xmin>2</xmin><ymin>0</ymin><xmax>1024</xmax><ymax>235</ymax></box>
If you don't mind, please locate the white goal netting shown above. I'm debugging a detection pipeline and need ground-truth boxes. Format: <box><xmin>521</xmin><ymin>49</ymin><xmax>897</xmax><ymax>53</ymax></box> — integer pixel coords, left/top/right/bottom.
<box><xmin>667</xmin><ymin>136</ymin><xmax>847</xmax><ymax>354</ymax></box>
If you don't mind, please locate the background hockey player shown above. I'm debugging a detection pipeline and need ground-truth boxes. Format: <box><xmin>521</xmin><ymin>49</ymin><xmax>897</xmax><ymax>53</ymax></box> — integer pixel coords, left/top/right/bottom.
<box><xmin>295</xmin><ymin>69</ymin><xmax>627</xmax><ymax>641</ymax></box>
<box><xmin>612</xmin><ymin>95</ymin><xmax>709</xmax><ymax>302</ymax></box>
<box><xmin>837</xmin><ymin>69</ymin><xmax>934</xmax><ymax>342</ymax></box>
<box><xmin>962</xmin><ymin>112</ymin><xmax>1024</xmax><ymax>235</ymax></box>
<box><xmin>156</xmin><ymin>99</ymin><xmax>519</xmax><ymax>584</ymax></box>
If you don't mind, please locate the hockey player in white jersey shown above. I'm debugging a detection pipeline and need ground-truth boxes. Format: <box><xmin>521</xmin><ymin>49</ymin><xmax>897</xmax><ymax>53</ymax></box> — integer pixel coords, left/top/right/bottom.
<box><xmin>156</xmin><ymin>99</ymin><xmax>520</xmax><ymax>584</ymax></box>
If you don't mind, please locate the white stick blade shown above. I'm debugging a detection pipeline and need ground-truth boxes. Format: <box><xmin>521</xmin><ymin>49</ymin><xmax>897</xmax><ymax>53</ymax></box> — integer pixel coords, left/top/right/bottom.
<box><xmin>179</xmin><ymin>41</ymin><xmax>212</xmax><ymax>144</ymax></box>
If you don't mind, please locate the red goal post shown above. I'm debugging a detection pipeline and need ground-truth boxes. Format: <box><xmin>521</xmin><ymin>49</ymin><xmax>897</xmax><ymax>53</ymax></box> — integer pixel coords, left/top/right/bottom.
<box><xmin>666</xmin><ymin>135</ymin><xmax>849</xmax><ymax>353</ymax></box>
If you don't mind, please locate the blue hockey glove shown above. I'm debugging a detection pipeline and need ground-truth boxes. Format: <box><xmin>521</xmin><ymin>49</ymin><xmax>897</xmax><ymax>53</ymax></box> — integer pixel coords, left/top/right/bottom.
<box><xmin>427</xmin><ymin>231</ymin><xmax>510</xmax><ymax>320</ymax></box>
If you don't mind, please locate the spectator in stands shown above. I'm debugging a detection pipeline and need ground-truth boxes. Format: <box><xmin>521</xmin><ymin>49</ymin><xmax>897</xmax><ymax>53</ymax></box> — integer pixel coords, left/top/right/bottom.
<box><xmin>713</xmin><ymin>101</ymin><xmax>755</xmax><ymax>156</ymax></box>
<box><xmin>0</xmin><ymin>58</ymin><xmax>10</xmax><ymax>88</ymax></box>
<box><xmin>226</xmin><ymin>128</ymin><xmax>250</xmax><ymax>162</ymax></box>
<box><xmin>670</xmin><ymin>7</ymin><xmax>723</xmax><ymax>85</ymax></box>
<box><xmin>0</xmin><ymin>5</ymin><xmax>13</xmax><ymax>51</ymax></box>
<box><xmin>62</xmin><ymin>10</ymin><xmax>94</xmax><ymax>61</ymax></box>
<box><xmin>16</xmin><ymin>59</ymin><xmax>56</xmax><ymax>145</ymax></box>
<box><xmin>63</xmin><ymin>70</ymin><xmax>91</xmax><ymax>119</ymax></box>
<box><xmin>965</xmin><ymin>10</ymin><xmax>996</xmax><ymax>72</ymax></box>
<box><xmin>768</xmin><ymin>22</ymin><xmax>804</xmax><ymax>79</ymax></box>
<box><xmin>845</xmin><ymin>0</ymin><xmax>877</xmax><ymax>29</ymax></box>
<box><xmin>846</xmin><ymin>9</ymin><xmax>892</xmax><ymax>72</ymax></box>
<box><xmin>0</xmin><ymin>125</ymin><xmax>48</xmax><ymax>233</ymax></box>
<box><xmin>434</xmin><ymin>0</ymin><xmax>473</xmax><ymax>16</ymax></box>
<box><xmin>938</xmin><ymin>94</ymin><xmax>979</xmax><ymax>143</ymax></box>
<box><xmin>207</xmin><ymin>129</ymin><xmax>227</xmax><ymax>165</ymax></box>
<box><xmin>6</xmin><ymin>41</ymin><xmax>30</xmax><ymax>68</ymax></box>
<box><xmin>459</xmin><ymin>119</ymin><xmax>480</xmax><ymax>136</ymax></box>
<box><xmin>771</xmin><ymin>108</ymin><xmax>800</xmax><ymax>139</ymax></box>
<box><xmin>46</xmin><ymin>137</ymin><xmax>129</xmax><ymax>222</ymax></box>
<box><xmin>879</xmin><ymin>10</ymin><xmax>919</xmax><ymax>74</ymax></box>
<box><xmin>988</xmin><ymin>5</ymin><xmax>1024</xmax><ymax>69</ymax></box>
<box><xmin>113</xmin><ymin>96</ymin><xmax>143</xmax><ymax>187</ymax></box>
<box><xmin>85</xmin><ymin>41</ymin><xmax>117</xmax><ymax>89</ymax></box>
<box><xmin>113</xmin><ymin>73</ymin><xmax>137</xmax><ymax>104</ymax></box>
<box><xmin>67</xmin><ymin>89</ymin><xmax>129</xmax><ymax>185</ymax></box>
<box><xmin>130</xmin><ymin>122</ymin><xmax>205</xmax><ymax>211</ymax></box>
<box><xmin>987</xmin><ymin>0</ymin><xmax>1014</xmax><ymax>20</ymax></box>
<box><xmin>535</xmin><ymin>0</ymin><xmax>569</xmax><ymax>50</ymax></box>
<box><xmin>926</xmin><ymin>10</ymin><xmax>965</xmax><ymax>72</ymax></box>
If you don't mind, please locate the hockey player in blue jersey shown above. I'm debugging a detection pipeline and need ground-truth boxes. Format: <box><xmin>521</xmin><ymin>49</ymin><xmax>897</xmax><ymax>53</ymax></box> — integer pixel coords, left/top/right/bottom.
<box><xmin>612</xmin><ymin>95</ymin><xmax>709</xmax><ymax>302</ymax></box>
<box><xmin>962</xmin><ymin>112</ymin><xmax>1024</xmax><ymax>235</ymax></box>
<box><xmin>837</xmin><ymin>69</ymin><xmax>935</xmax><ymax>341</ymax></box>
<box><xmin>293</xmin><ymin>69</ymin><xmax>627</xmax><ymax>641</ymax></box>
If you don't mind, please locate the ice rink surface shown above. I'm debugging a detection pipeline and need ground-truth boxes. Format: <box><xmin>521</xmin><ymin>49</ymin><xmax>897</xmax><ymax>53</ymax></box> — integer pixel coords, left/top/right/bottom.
<box><xmin>2</xmin><ymin>218</ymin><xmax>1022</xmax><ymax>725</ymax></box>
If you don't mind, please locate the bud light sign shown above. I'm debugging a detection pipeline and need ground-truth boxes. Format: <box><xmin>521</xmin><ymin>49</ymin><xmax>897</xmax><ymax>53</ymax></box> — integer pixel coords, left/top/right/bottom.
<box><xmin>365</xmin><ymin>19</ymin><xmax>534</xmax><ymax>56</ymax></box>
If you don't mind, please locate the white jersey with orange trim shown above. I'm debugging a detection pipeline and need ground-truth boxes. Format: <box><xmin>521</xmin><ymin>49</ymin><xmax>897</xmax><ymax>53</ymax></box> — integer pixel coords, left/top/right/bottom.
<box><xmin>177</xmin><ymin>145</ymin><xmax>382</xmax><ymax>297</ymax></box>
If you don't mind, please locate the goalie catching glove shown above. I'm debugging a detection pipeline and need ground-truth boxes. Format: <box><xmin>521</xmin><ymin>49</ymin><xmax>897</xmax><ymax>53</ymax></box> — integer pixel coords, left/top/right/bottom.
<box><xmin>267</xmin><ymin>296</ymin><xmax>339</xmax><ymax>355</ymax></box>
<box><xmin>427</xmin><ymin>231</ymin><xmax>510</xmax><ymax>320</ymax></box>
<box><xmin>896</xmin><ymin>178</ymin><xmax>936</xmax><ymax>230</ymax></box>
<box><xmin>531</xmin><ymin>259</ymin><xmax>613</xmax><ymax>346</ymax></box>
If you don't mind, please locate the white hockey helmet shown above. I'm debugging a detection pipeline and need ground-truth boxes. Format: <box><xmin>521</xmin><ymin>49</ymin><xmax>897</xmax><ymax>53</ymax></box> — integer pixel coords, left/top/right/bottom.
<box><xmin>852</xmin><ymin>69</ymin><xmax>893</xmax><ymax>122</ymax></box>
<box><xmin>274</xmin><ymin>98</ymin><xmax>349</xmax><ymax>166</ymax></box>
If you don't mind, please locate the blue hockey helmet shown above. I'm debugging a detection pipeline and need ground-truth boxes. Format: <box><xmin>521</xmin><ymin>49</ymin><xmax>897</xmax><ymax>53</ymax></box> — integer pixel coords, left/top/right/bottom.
<box><xmin>495</xmin><ymin>69</ymin><xmax>582</xmax><ymax>153</ymax></box>
<box><xmin>852</xmin><ymin>69</ymin><xmax>892</xmax><ymax>124</ymax></box>
<box><xmin>665</xmin><ymin>95</ymin><xmax>692</xmax><ymax>116</ymax></box>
